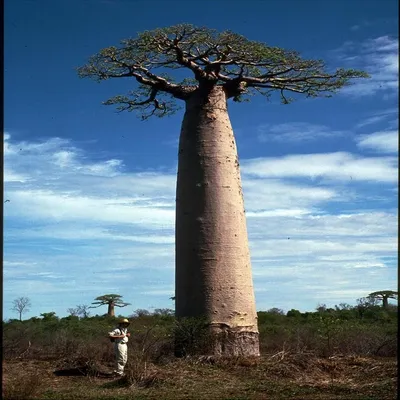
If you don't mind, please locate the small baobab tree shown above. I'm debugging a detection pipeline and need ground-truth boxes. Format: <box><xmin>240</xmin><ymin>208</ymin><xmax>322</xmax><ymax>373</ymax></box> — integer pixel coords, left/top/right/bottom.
<box><xmin>368</xmin><ymin>290</ymin><xmax>398</xmax><ymax>310</ymax></box>
<box><xmin>90</xmin><ymin>294</ymin><xmax>131</xmax><ymax>317</ymax></box>
<box><xmin>78</xmin><ymin>24</ymin><xmax>368</xmax><ymax>357</ymax></box>
<box><xmin>11</xmin><ymin>297</ymin><xmax>31</xmax><ymax>321</ymax></box>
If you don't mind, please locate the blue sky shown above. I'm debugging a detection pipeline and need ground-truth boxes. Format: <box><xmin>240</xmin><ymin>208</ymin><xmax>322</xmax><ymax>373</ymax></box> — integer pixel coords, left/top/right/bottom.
<box><xmin>3</xmin><ymin>0</ymin><xmax>398</xmax><ymax>320</ymax></box>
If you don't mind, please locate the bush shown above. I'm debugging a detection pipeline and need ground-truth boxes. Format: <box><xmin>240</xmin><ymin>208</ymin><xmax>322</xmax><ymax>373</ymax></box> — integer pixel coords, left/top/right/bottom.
<box><xmin>2</xmin><ymin>301</ymin><xmax>397</xmax><ymax>364</ymax></box>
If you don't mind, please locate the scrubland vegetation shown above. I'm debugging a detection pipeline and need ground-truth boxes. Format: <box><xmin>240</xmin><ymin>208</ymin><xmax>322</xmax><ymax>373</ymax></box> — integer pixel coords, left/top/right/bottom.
<box><xmin>2</xmin><ymin>300</ymin><xmax>397</xmax><ymax>399</ymax></box>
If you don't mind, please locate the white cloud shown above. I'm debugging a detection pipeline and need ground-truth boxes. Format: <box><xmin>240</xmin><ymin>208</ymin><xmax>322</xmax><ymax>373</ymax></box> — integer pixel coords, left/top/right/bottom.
<box><xmin>246</xmin><ymin>208</ymin><xmax>312</xmax><ymax>218</ymax></box>
<box><xmin>257</xmin><ymin>122</ymin><xmax>347</xmax><ymax>143</ymax></box>
<box><xmin>3</xmin><ymin>168</ymin><xmax>30</xmax><ymax>183</ymax></box>
<box><xmin>241</xmin><ymin>152</ymin><xmax>397</xmax><ymax>183</ymax></box>
<box><xmin>4</xmin><ymin>134</ymin><xmax>176</xmax><ymax>227</ymax></box>
<box><xmin>243</xmin><ymin>178</ymin><xmax>336</xmax><ymax>212</ymax></box>
<box><xmin>334</xmin><ymin>36</ymin><xmax>399</xmax><ymax>97</ymax></box>
<box><xmin>3</xmin><ymin>133</ymin><xmax>398</xmax><ymax>317</ymax></box>
<box><xmin>355</xmin><ymin>108</ymin><xmax>398</xmax><ymax>129</ymax></box>
<box><xmin>249</xmin><ymin>236</ymin><xmax>396</xmax><ymax>259</ymax></box>
<box><xmin>6</xmin><ymin>225</ymin><xmax>175</xmax><ymax>244</ymax></box>
<box><xmin>6</xmin><ymin>189</ymin><xmax>175</xmax><ymax>227</ymax></box>
<box><xmin>370</xmin><ymin>36</ymin><xmax>399</xmax><ymax>52</ymax></box>
<box><xmin>247</xmin><ymin>211</ymin><xmax>397</xmax><ymax>239</ymax></box>
<box><xmin>252</xmin><ymin>257</ymin><xmax>396</xmax><ymax>312</ymax></box>
<box><xmin>356</xmin><ymin>130</ymin><xmax>398</xmax><ymax>153</ymax></box>
<box><xmin>140</xmin><ymin>288</ymin><xmax>175</xmax><ymax>296</ymax></box>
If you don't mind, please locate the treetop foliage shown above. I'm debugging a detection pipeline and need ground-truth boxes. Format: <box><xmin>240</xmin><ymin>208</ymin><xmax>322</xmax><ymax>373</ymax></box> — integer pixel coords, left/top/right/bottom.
<box><xmin>77</xmin><ymin>23</ymin><xmax>369</xmax><ymax>119</ymax></box>
<box><xmin>90</xmin><ymin>294</ymin><xmax>131</xmax><ymax>308</ymax></box>
<box><xmin>369</xmin><ymin>290</ymin><xmax>398</xmax><ymax>299</ymax></box>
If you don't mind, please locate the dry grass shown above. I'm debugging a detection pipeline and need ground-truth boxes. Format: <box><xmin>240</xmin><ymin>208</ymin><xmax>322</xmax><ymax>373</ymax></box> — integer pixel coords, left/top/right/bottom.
<box><xmin>2</xmin><ymin>362</ymin><xmax>46</xmax><ymax>400</ymax></box>
<box><xmin>2</xmin><ymin>352</ymin><xmax>397</xmax><ymax>400</ymax></box>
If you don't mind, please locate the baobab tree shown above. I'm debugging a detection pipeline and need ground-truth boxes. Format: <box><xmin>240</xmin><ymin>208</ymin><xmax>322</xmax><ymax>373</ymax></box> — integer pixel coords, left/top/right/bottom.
<box><xmin>78</xmin><ymin>24</ymin><xmax>367</xmax><ymax>357</ymax></box>
<box><xmin>368</xmin><ymin>290</ymin><xmax>398</xmax><ymax>310</ymax></box>
<box><xmin>90</xmin><ymin>294</ymin><xmax>130</xmax><ymax>317</ymax></box>
<box><xmin>11</xmin><ymin>297</ymin><xmax>31</xmax><ymax>321</ymax></box>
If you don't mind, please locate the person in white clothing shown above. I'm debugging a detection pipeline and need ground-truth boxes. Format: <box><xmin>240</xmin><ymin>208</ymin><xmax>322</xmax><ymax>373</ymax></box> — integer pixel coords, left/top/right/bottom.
<box><xmin>108</xmin><ymin>318</ymin><xmax>131</xmax><ymax>376</ymax></box>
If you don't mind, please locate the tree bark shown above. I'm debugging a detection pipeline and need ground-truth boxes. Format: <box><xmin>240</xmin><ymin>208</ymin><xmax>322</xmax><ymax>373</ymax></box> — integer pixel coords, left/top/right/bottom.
<box><xmin>108</xmin><ymin>303</ymin><xmax>115</xmax><ymax>317</ymax></box>
<box><xmin>175</xmin><ymin>85</ymin><xmax>259</xmax><ymax>357</ymax></box>
<box><xmin>382</xmin><ymin>296</ymin><xmax>388</xmax><ymax>309</ymax></box>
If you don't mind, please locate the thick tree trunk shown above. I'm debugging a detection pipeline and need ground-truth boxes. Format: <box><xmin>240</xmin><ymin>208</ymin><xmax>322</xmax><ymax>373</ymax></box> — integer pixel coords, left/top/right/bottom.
<box><xmin>175</xmin><ymin>85</ymin><xmax>259</xmax><ymax>357</ymax></box>
<box><xmin>382</xmin><ymin>296</ymin><xmax>388</xmax><ymax>309</ymax></box>
<box><xmin>108</xmin><ymin>303</ymin><xmax>115</xmax><ymax>317</ymax></box>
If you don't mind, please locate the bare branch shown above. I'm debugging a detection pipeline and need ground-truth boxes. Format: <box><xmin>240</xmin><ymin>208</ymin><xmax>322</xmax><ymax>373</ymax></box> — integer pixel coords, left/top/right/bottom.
<box><xmin>115</xmin><ymin>303</ymin><xmax>131</xmax><ymax>308</ymax></box>
<box><xmin>168</xmin><ymin>40</ymin><xmax>208</xmax><ymax>80</ymax></box>
<box><xmin>104</xmin><ymin>85</ymin><xmax>182</xmax><ymax>120</ymax></box>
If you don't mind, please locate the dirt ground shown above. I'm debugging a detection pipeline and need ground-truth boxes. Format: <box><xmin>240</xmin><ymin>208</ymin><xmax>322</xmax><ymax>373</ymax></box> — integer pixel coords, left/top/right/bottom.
<box><xmin>2</xmin><ymin>354</ymin><xmax>397</xmax><ymax>400</ymax></box>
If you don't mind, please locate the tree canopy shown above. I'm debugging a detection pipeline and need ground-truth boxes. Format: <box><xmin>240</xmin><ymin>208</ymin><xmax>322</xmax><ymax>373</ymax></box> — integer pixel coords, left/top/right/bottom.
<box><xmin>90</xmin><ymin>294</ymin><xmax>130</xmax><ymax>308</ymax></box>
<box><xmin>368</xmin><ymin>290</ymin><xmax>398</xmax><ymax>299</ymax></box>
<box><xmin>78</xmin><ymin>24</ymin><xmax>368</xmax><ymax>119</ymax></box>
<box><xmin>90</xmin><ymin>294</ymin><xmax>131</xmax><ymax>317</ymax></box>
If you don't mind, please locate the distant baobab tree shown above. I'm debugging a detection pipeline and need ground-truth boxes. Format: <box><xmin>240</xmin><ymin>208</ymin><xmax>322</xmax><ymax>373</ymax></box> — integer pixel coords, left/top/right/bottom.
<box><xmin>90</xmin><ymin>294</ymin><xmax>131</xmax><ymax>317</ymax></box>
<box><xmin>368</xmin><ymin>290</ymin><xmax>398</xmax><ymax>310</ymax></box>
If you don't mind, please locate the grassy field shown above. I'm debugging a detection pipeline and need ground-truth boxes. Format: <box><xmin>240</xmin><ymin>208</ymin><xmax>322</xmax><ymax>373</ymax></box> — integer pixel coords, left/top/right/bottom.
<box><xmin>3</xmin><ymin>304</ymin><xmax>397</xmax><ymax>399</ymax></box>
<box><xmin>3</xmin><ymin>353</ymin><xmax>397</xmax><ymax>400</ymax></box>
